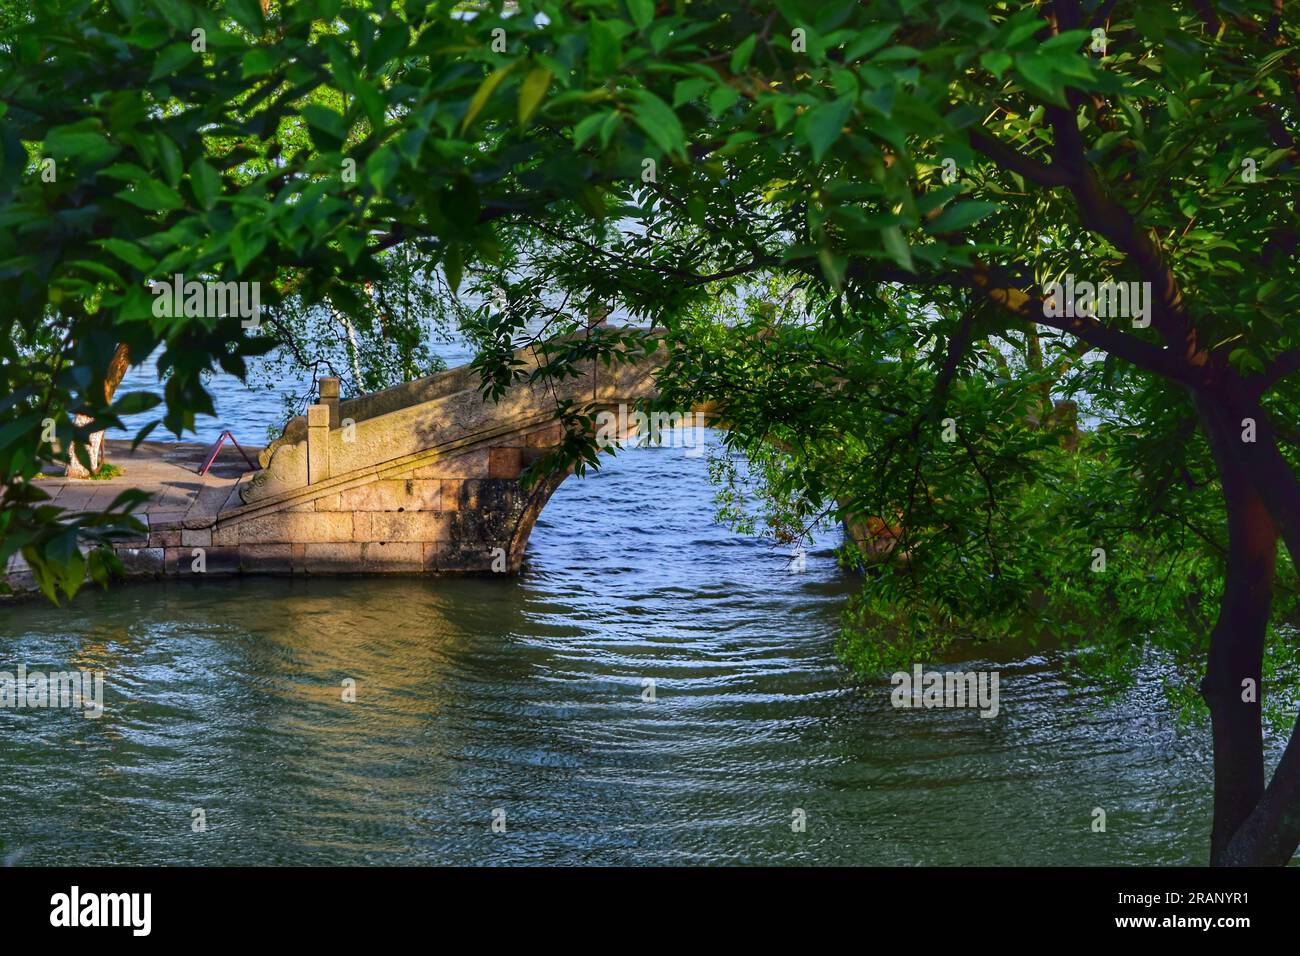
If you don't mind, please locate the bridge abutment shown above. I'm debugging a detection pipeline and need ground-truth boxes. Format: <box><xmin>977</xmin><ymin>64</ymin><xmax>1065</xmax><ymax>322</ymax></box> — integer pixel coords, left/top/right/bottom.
<box><xmin>197</xmin><ymin>418</ymin><xmax>569</xmax><ymax>577</ymax></box>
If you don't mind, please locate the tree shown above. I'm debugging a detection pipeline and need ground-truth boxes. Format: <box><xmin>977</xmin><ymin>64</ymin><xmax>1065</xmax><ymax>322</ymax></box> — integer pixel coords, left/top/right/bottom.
<box><xmin>1</xmin><ymin>0</ymin><xmax>594</xmax><ymax>597</ymax></box>
<box><xmin>3</xmin><ymin>0</ymin><xmax>1299</xmax><ymax>864</ymax></box>
<box><xmin>63</xmin><ymin>341</ymin><xmax>129</xmax><ymax>477</ymax></box>
<box><xmin>453</xmin><ymin>0</ymin><xmax>1300</xmax><ymax>865</ymax></box>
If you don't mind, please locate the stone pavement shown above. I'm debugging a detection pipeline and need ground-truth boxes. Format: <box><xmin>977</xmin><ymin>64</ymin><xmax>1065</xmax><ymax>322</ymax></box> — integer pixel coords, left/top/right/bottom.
<box><xmin>35</xmin><ymin>438</ymin><xmax>260</xmax><ymax>527</ymax></box>
<box><xmin>3</xmin><ymin>439</ymin><xmax>260</xmax><ymax>595</ymax></box>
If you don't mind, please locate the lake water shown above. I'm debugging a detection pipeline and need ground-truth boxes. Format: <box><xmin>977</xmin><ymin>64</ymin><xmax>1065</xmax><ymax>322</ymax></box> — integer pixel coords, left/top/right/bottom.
<box><xmin>0</xmin><ymin>347</ymin><xmax>1244</xmax><ymax>865</ymax></box>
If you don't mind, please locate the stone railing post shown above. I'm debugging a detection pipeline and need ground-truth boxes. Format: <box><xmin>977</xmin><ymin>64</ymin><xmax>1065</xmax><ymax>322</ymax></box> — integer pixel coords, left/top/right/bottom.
<box><xmin>307</xmin><ymin>404</ymin><xmax>331</xmax><ymax>484</ymax></box>
<box><xmin>318</xmin><ymin>377</ymin><xmax>341</xmax><ymax>429</ymax></box>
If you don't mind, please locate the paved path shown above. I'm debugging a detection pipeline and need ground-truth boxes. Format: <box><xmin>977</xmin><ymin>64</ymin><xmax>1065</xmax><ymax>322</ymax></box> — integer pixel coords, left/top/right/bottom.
<box><xmin>35</xmin><ymin>439</ymin><xmax>261</xmax><ymax>528</ymax></box>
<box><xmin>3</xmin><ymin>440</ymin><xmax>262</xmax><ymax>596</ymax></box>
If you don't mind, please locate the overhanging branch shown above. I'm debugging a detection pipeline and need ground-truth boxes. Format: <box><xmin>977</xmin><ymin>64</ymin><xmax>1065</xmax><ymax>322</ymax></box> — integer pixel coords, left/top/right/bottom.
<box><xmin>1250</xmin><ymin>348</ymin><xmax>1300</xmax><ymax>395</ymax></box>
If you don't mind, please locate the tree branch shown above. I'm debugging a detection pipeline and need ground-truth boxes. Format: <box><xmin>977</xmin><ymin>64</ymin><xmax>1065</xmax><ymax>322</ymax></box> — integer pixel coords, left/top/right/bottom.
<box><xmin>969</xmin><ymin>129</ymin><xmax>1073</xmax><ymax>187</ymax></box>
<box><xmin>966</xmin><ymin>263</ymin><xmax>1200</xmax><ymax>386</ymax></box>
<box><xmin>1250</xmin><ymin>348</ymin><xmax>1300</xmax><ymax>396</ymax></box>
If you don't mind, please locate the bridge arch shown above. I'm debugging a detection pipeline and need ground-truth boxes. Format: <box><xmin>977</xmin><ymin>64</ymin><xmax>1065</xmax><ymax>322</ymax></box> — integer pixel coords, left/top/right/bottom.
<box><xmin>187</xmin><ymin>336</ymin><xmax>704</xmax><ymax>576</ymax></box>
<box><xmin>501</xmin><ymin>403</ymin><xmax>718</xmax><ymax>567</ymax></box>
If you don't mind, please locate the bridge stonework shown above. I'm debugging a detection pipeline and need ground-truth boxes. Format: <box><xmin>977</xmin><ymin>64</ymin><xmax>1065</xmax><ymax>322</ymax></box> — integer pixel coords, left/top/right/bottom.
<box><xmin>0</xmin><ymin>332</ymin><xmax>892</xmax><ymax>599</ymax></box>
<box><xmin>2</xmin><ymin>336</ymin><xmax>705</xmax><ymax>597</ymax></box>
<box><xmin>173</xmin><ymin>340</ymin><xmax>662</xmax><ymax>579</ymax></box>
<box><xmin>199</xmin><ymin>420</ymin><xmax>568</xmax><ymax>576</ymax></box>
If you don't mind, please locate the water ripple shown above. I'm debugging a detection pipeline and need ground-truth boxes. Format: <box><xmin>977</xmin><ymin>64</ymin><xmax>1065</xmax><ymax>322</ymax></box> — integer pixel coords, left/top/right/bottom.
<box><xmin>0</xmin><ymin>431</ymin><xmax>1255</xmax><ymax>866</ymax></box>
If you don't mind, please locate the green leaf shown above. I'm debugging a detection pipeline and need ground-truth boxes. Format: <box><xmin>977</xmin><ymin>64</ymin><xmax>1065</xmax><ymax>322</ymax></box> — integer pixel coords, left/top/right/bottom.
<box><xmin>1228</xmin><ymin>348</ymin><xmax>1265</xmax><ymax>375</ymax></box>
<box><xmin>573</xmin><ymin>111</ymin><xmax>609</xmax><ymax>148</ymax></box>
<box><xmin>225</xmin><ymin>0</ymin><xmax>265</xmax><ymax>33</ymax></box>
<box><xmin>880</xmin><ymin>225</ymin><xmax>913</xmax><ymax>271</ymax></box>
<box><xmin>980</xmin><ymin>51</ymin><xmax>1012</xmax><ymax>80</ymax></box>
<box><xmin>338</xmin><ymin>230</ymin><xmax>365</xmax><ymax>264</ymax></box>
<box><xmin>462</xmin><ymin>65</ymin><xmax>514</xmax><ymax>132</ymax></box>
<box><xmin>1261</xmin><ymin>147</ymin><xmax>1293</xmax><ymax>170</ymax></box>
<box><xmin>708</xmin><ymin>84</ymin><xmax>740</xmax><ymax>114</ymax></box>
<box><xmin>731</xmin><ymin>33</ymin><xmax>757</xmax><ymax>74</ymax></box>
<box><xmin>45</xmin><ymin>123</ymin><xmax>119</xmax><ymax>165</ymax></box>
<box><xmin>1014</xmin><ymin>53</ymin><xmax>1068</xmax><ymax>106</ymax></box>
<box><xmin>99</xmin><ymin>162</ymin><xmax>151</xmax><ymax>183</ymax></box>
<box><xmin>803</xmin><ymin>95</ymin><xmax>854</xmax><ymax>163</ymax></box>
<box><xmin>68</xmin><ymin>259</ymin><xmax>126</xmax><ymax>286</ymax></box>
<box><xmin>156</xmin><ymin>133</ymin><xmax>182</xmax><ymax>188</ymax></box>
<box><xmin>364</xmin><ymin>144</ymin><xmax>400</xmax><ymax>195</ymax></box>
<box><xmin>631</xmin><ymin>90</ymin><xmax>686</xmax><ymax>156</ymax></box>
<box><xmin>116</xmin><ymin>177</ymin><xmax>184</xmax><ymax>212</ymax></box>
<box><xmin>518</xmin><ymin>67</ymin><xmax>553</xmax><ymax>126</ymax></box>
<box><xmin>818</xmin><ymin>248</ymin><xmax>846</xmax><ymax>289</ymax></box>
<box><xmin>231</xmin><ymin>222</ymin><xmax>266</xmax><ymax>273</ymax></box>
<box><xmin>301</xmin><ymin>104</ymin><xmax>348</xmax><ymax>148</ymax></box>
<box><xmin>151</xmin><ymin>42</ymin><xmax>198</xmax><ymax>81</ymax></box>
<box><xmin>369</xmin><ymin>21</ymin><xmax>409</xmax><ymax>70</ymax></box>
<box><xmin>927</xmin><ymin>201</ymin><xmax>1000</xmax><ymax>233</ymax></box>
<box><xmin>599</xmin><ymin>111</ymin><xmax>622</xmax><ymax>147</ymax></box>
<box><xmin>353</xmin><ymin>80</ymin><xmax>387</xmax><ymax>128</ymax></box>
<box><xmin>96</xmin><ymin>238</ymin><xmax>155</xmax><ymax>272</ymax></box>
<box><xmin>1039</xmin><ymin>29</ymin><xmax>1092</xmax><ymax>55</ymax></box>
<box><xmin>151</xmin><ymin>0</ymin><xmax>193</xmax><ymax>30</ymax></box>
<box><xmin>1004</xmin><ymin>17</ymin><xmax>1044</xmax><ymax>47</ymax></box>
<box><xmin>587</xmin><ymin>20</ymin><xmax>621</xmax><ymax>78</ymax></box>
<box><xmin>627</xmin><ymin>0</ymin><xmax>654</xmax><ymax>31</ymax></box>
<box><xmin>673</xmin><ymin>77</ymin><xmax>711</xmax><ymax>107</ymax></box>
<box><xmin>443</xmin><ymin>244</ymin><xmax>463</xmax><ymax>294</ymax></box>
<box><xmin>844</xmin><ymin>24</ymin><xmax>896</xmax><ymax>62</ymax></box>
<box><xmin>188</xmin><ymin>158</ymin><xmax>221</xmax><ymax>210</ymax></box>
<box><xmin>241</xmin><ymin>46</ymin><xmax>279</xmax><ymax>79</ymax></box>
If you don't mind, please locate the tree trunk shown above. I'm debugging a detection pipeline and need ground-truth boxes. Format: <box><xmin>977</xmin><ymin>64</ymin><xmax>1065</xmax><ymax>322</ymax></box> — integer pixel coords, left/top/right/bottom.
<box><xmin>1197</xmin><ymin>388</ymin><xmax>1300</xmax><ymax>865</ymax></box>
<box><xmin>1024</xmin><ymin>326</ymin><xmax>1053</xmax><ymax>417</ymax></box>
<box><xmin>1215</xmin><ymin>402</ymin><xmax>1300</xmax><ymax>864</ymax></box>
<box><xmin>1198</xmin><ymin>394</ymin><xmax>1276</xmax><ymax>863</ymax></box>
<box><xmin>65</xmin><ymin>343</ymin><xmax>130</xmax><ymax>478</ymax></box>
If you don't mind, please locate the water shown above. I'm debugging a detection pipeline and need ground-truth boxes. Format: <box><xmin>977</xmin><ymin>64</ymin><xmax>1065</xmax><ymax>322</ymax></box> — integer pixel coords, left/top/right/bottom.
<box><xmin>0</xmin><ymin>355</ymin><xmax>1236</xmax><ymax>866</ymax></box>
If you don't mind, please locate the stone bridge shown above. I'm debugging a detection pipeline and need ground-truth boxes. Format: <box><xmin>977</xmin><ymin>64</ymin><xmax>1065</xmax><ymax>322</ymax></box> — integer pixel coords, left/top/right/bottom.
<box><xmin>113</xmin><ymin>336</ymin><xmax>670</xmax><ymax>581</ymax></box>
<box><xmin>0</xmin><ymin>331</ymin><xmax>894</xmax><ymax>598</ymax></box>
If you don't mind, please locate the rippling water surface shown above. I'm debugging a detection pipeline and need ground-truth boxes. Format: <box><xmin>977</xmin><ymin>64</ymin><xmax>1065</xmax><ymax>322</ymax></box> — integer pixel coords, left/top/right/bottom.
<box><xmin>0</xmin><ymin>353</ymin><xmax>1237</xmax><ymax>866</ymax></box>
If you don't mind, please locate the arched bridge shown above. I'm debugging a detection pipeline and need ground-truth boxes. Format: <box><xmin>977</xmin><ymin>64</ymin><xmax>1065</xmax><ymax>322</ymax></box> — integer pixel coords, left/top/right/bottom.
<box><xmin>121</xmin><ymin>335</ymin><xmax>671</xmax><ymax>580</ymax></box>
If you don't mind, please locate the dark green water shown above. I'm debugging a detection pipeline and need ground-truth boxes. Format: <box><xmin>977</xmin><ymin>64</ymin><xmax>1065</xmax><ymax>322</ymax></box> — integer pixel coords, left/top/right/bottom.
<box><xmin>0</xmin><ymin>441</ymin><xmax>1236</xmax><ymax>865</ymax></box>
